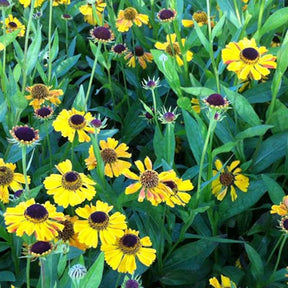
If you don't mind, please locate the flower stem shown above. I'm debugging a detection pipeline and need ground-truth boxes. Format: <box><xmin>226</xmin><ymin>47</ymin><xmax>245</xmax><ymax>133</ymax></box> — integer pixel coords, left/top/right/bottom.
<box><xmin>45</xmin><ymin>121</ymin><xmax>52</xmax><ymax>172</ymax></box>
<box><xmin>21</xmin><ymin>0</ymin><xmax>36</xmax><ymax>94</ymax></box>
<box><xmin>91</xmin><ymin>132</ymin><xmax>105</xmax><ymax>184</ymax></box>
<box><xmin>267</xmin><ymin>234</ymin><xmax>283</xmax><ymax>264</ymax></box>
<box><xmin>47</xmin><ymin>0</ymin><xmax>53</xmax><ymax>84</ymax></box>
<box><xmin>273</xmin><ymin>234</ymin><xmax>287</xmax><ymax>274</ymax></box>
<box><xmin>22</xmin><ymin>145</ymin><xmax>30</xmax><ymax>197</ymax></box>
<box><xmin>40</xmin><ymin>258</ymin><xmax>46</xmax><ymax>288</ymax></box>
<box><xmin>85</xmin><ymin>43</ymin><xmax>102</xmax><ymax>108</ymax></box>
<box><xmin>26</xmin><ymin>257</ymin><xmax>31</xmax><ymax>288</ymax></box>
<box><xmin>257</xmin><ymin>0</ymin><xmax>265</xmax><ymax>32</ymax></box>
<box><xmin>65</xmin><ymin>19</ymin><xmax>69</xmax><ymax>56</ymax></box>
<box><xmin>1</xmin><ymin>8</ymin><xmax>6</xmax><ymax>93</ymax></box>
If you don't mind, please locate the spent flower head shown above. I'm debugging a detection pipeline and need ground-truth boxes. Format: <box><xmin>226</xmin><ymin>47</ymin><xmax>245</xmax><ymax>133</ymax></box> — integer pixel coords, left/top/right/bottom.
<box><xmin>68</xmin><ymin>264</ymin><xmax>87</xmax><ymax>280</ymax></box>
<box><xmin>158</xmin><ymin>107</ymin><xmax>180</xmax><ymax>124</ymax></box>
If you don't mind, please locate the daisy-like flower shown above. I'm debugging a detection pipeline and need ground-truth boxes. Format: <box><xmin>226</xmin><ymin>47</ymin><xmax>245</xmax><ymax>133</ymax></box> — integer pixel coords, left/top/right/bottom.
<box><xmin>111</xmin><ymin>43</ymin><xmax>128</xmax><ymax>57</ymax></box>
<box><xmin>157</xmin><ymin>8</ymin><xmax>177</xmax><ymax>23</ymax></box>
<box><xmin>0</xmin><ymin>158</ymin><xmax>29</xmax><ymax>204</ymax></box>
<box><xmin>4</xmin><ymin>14</ymin><xmax>25</xmax><ymax>37</ymax></box>
<box><xmin>271</xmin><ymin>196</ymin><xmax>288</xmax><ymax>216</ymax></box>
<box><xmin>4</xmin><ymin>198</ymin><xmax>65</xmax><ymax>241</ymax></box>
<box><xmin>34</xmin><ymin>106</ymin><xmax>54</xmax><ymax>120</ymax></box>
<box><xmin>212</xmin><ymin>159</ymin><xmax>249</xmax><ymax>201</ymax></box>
<box><xmin>221</xmin><ymin>37</ymin><xmax>277</xmax><ymax>80</ymax></box>
<box><xmin>163</xmin><ymin>172</ymin><xmax>194</xmax><ymax>208</ymax></box>
<box><xmin>79</xmin><ymin>0</ymin><xmax>106</xmax><ymax>25</ymax></box>
<box><xmin>19</xmin><ymin>0</ymin><xmax>45</xmax><ymax>8</ymax></box>
<box><xmin>85</xmin><ymin>138</ymin><xmax>132</xmax><ymax>178</ymax></box>
<box><xmin>27</xmin><ymin>241</ymin><xmax>54</xmax><ymax>260</ymax></box>
<box><xmin>142</xmin><ymin>76</ymin><xmax>160</xmax><ymax>90</ymax></box>
<box><xmin>57</xmin><ymin>215</ymin><xmax>87</xmax><ymax>251</ymax></box>
<box><xmin>155</xmin><ymin>34</ymin><xmax>193</xmax><ymax>66</ymax></box>
<box><xmin>123</xmin><ymin>156</ymin><xmax>174</xmax><ymax>206</ymax></box>
<box><xmin>158</xmin><ymin>106</ymin><xmax>180</xmax><ymax>124</ymax></box>
<box><xmin>101</xmin><ymin>228</ymin><xmax>156</xmax><ymax>274</ymax></box>
<box><xmin>74</xmin><ymin>200</ymin><xmax>127</xmax><ymax>248</ymax></box>
<box><xmin>203</xmin><ymin>93</ymin><xmax>229</xmax><ymax>110</ymax></box>
<box><xmin>182</xmin><ymin>10</ymin><xmax>214</xmax><ymax>28</ymax></box>
<box><xmin>43</xmin><ymin>159</ymin><xmax>96</xmax><ymax>208</ymax></box>
<box><xmin>52</xmin><ymin>108</ymin><xmax>95</xmax><ymax>143</ymax></box>
<box><xmin>209</xmin><ymin>274</ymin><xmax>237</xmax><ymax>288</ymax></box>
<box><xmin>116</xmin><ymin>7</ymin><xmax>149</xmax><ymax>32</ymax></box>
<box><xmin>9</xmin><ymin>125</ymin><xmax>40</xmax><ymax>147</ymax></box>
<box><xmin>25</xmin><ymin>84</ymin><xmax>63</xmax><ymax>110</ymax></box>
<box><xmin>124</xmin><ymin>46</ymin><xmax>153</xmax><ymax>69</ymax></box>
<box><xmin>90</xmin><ymin>26</ymin><xmax>115</xmax><ymax>44</ymax></box>
<box><xmin>191</xmin><ymin>98</ymin><xmax>201</xmax><ymax>114</ymax></box>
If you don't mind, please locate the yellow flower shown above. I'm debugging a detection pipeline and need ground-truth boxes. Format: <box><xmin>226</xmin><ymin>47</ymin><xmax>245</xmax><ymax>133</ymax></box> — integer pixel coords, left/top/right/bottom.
<box><xmin>182</xmin><ymin>10</ymin><xmax>214</xmax><ymax>28</ymax></box>
<box><xmin>191</xmin><ymin>98</ymin><xmax>201</xmax><ymax>114</ymax></box>
<box><xmin>85</xmin><ymin>138</ymin><xmax>132</xmax><ymax>178</ymax></box>
<box><xmin>53</xmin><ymin>0</ymin><xmax>70</xmax><ymax>6</ymax></box>
<box><xmin>124</xmin><ymin>46</ymin><xmax>153</xmax><ymax>69</ymax></box>
<box><xmin>212</xmin><ymin>159</ymin><xmax>249</xmax><ymax>201</ymax></box>
<box><xmin>4</xmin><ymin>198</ymin><xmax>65</xmax><ymax>241</ymax></box>
<box><xmin>221</xmin><ymin>37</ymin><xmax>277</xmax><ymax>80</ymax></box>
<box><xmin>74</xmin><ymin>200</ymin><xmax>127</xmax><ymax>248</ymax></box>
<box><xmin>116</xmin><ymin>7</ymin><xmax>149</xmax><ymax>32</ymax></box>
<box><xmin>44</xmin><ymin>159</ymin><xmax>96</xmax><ymax>208</ymax></box>
<box><xmin>0</xmin><ymin>158</ymin><xmax>29</xmax><ymax>204</ymax></box>
<box><xmin>163</xmin><ymin>172</ymin><xmax>194</xmax><ymax>208</ymax></box>
<box><xmin>25</xmin><ymin>84</ymin><xmax>63</xmax><ymax>110</ymax></box>
<box><xmin>0</xmin><ymin>42</ymin><xmax>5</xmax><ymax>51</ymax></box>
<box><xmin>155</xmin><ymin>33</ymin><xmax>193</xmax><ymax>66</ymax></box>
<box><xmin>79</xmin><ymin>1</ymin><xmax>106</xmax><ymax>25</ymax></box>
<box><xmin>4</xmin><ymin>15</ymin><xmax>25</xmax><ymax>37</ymax></box>
<box><xmin>101</xmin><ymin>228</ymin><xmax>156</xmax><ymax>274</ymax></box>
<box><xmin>123</xmin><ymin>156</ymin><xmax>174</xmax><ymax>206</ymax></box>
<box><xmin>52</xmin><ymin>108</ymin><xmax>95</xmax><ymax>143</ymax></box>
<box><xmin>19</xmin><ymin>0</ymin><xmax>45</xmax><ymax>8</ymax></box>
<box><xmin>271</xmin><ymin>196</ymin><xmax>288</xmax><ymax>216</ymax></box>
<box><xmin>209</xmin><ymin>274</ymin><xmax>237</xmax><ymax>288</ymax></box>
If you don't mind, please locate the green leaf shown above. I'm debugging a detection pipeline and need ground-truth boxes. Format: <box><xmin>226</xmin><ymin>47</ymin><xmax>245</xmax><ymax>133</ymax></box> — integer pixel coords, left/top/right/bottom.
<box><xmin>223</xmin><ymin>87</ymin><xmax>261</xmax><ymax>126</ymax></box>
<box><xmin>0</xmin><ymin>29</ymin><xmax>21</xmax><ymax>47</ymax></box>
<box><xmin>164</xmin><ymin>123</ymin><xmax>175</xmax><ymax>167</ymax></box>
<box><xmin>235</xmin><ymin>125</ymin><xmax>273</xmax><ymax>140</ymax></box>
<box><xmin>212</xmin><ymin>14</ymin><xmax>226</xmax><ymax>40</ymax></box>
<box><xmin>54</xmin><ymin>54</ymin><xmax>81</xmax><ymax>78</ymax></box>
<box><xmin>50</xmin><ymin>29</ymin><xmax>59</xmax><ymax>62</ymax></box>
<box><xmin>177</xmin><ymin>97</ymin><xmax>192</xmax><ymax>111</ymax></box>
<box><xmin>153</xmin><ymin>125</ymin><xmax>164</xmax><ymax>163</ymax></box>
<box><xmin>181</xmin><ymin>86</ymin><xmax>215</xmax><ymax>97</ymax></box>
<box><xmin>27</xmin><ymin>25</ymin><xmax>42</xmax><ymax>75</ymax></box>
<box><xmin>259</xmin><ymin>7</ymin><xmax>288</xmax><ymax>38</ymax></box>
<box><xmin>212</xmin><ymin>141</ymin><xmax>237</xmax><ymax>159</ymax></box>
<box><xmin>193</xmin><ymin>21</ymin><xmax>210</xmax><ymax>53</ymax></box>
<box><xmin>267</xmin><ymin>100</ymin><xmax>288</xmax><ymax>134</ymax></box>
<box><xmin>0</xmin><ymin>242</ymin><xmax>9</xmax><ymax>252</ymax></box>
<box><xmin>81</xmin><ymin>252</ymin><xmax>104</xmax><ymax>288</ymax></box>
<box><xmin>217</xmin><ymin>0</ymin><xmax>242</xmax><ymax>28</ymax></box>
<box><xmin>73</xmin><ymin>85</ymin><xmax>86</xmax><ymax>111</ymax></box>
<box><xmin>244</xmin><ymin>243</ymin><xmax>264</xmax><ymax>281</ymax></box>
<box><xmin>262</xmin><ymin>174</ymin><xmax>285</xmax><ymax>204</ymax></box>
<box><xmin>57</xmin><ymin>254</ymin><xmax>67</xmax><ymax>278</ymax></box>
<box><xmin>0</xmin><ymin>271</ymin><xmax>15</xmax><ymax>282</ymax></box>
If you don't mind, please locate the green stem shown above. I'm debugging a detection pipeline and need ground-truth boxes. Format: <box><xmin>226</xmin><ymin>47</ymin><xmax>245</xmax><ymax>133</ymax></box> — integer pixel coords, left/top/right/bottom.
<box><xmin>114</xmin><ymin>273</ymin><xmax>121</xmax><ymax>288</ymax></box>
<box><xmin>1</xmin><ymin>8</ymin><xmax>6</xmax><ymax>93</ymax></box>
<box><xmin>233</xmin><ymin>0</ymin><xmax>242</xmax><ymax>27</ymax></box>
<box><xmin>85</xmin><ymin>43</ymin><xmax>102</xmax><ymax>108</ymax></box>
<box><xmin>22</xmin><ymin>146</ymin><xmax>30</xmax><ymax>197</ymax></box>
<box><xmin>257</xmin><ymin>0</ymin><xmax>265</xmax><ymax>33</ymax></box>
<box><xmin>26</xmin><ymin>258</ymin><xmax>30</xmax><ymax>288</ymax></box>
<box><xmin>273</xmin><ymin>234</ymin><xmax>287</xmax><ymax>274</ymax></box>
<box><xmin>267</xmin><ymin>234</ymin><xmax>283</xmax><ymax>264</ymax></box>
<box><xmin>120</xmin><ymin>62</ymin><xmax>130</xmax><ymax>107</ymax></box>
<box><xmin>91</xmin><ymin>132</ymin><xmax>105</xmax><ymax>184</ymax></box>
<box><xmin>151</xmin><ymin>88</ymin><xmax>161</xmax><ymax>130</ymax></box>
<box><xmin>45</xmin><ymin>121</ymin><xmax>52</xmax><ymax>172</ymax></box>
<box><xmin>196</xmin><ymin>117</ymin><xmax>216</xmax><ymax>202</ymax></box>
<box><xmin>65</xmin><ymin>20</ymin><xmax>69</xmax><ymax>56</ymax></box>
<box><xmin>71</xmin><ymin>137</ymin><xmax>76</xmax><ymax>164</ymax></box>
<box><xmin>166</xmin><ymin>123</ymin><xmax>174</xmax><ymax>166</ymax></box>
<box><xmin>21</xmin><ymin>0</ymin><xmax>36</xmax><ymax>94</ymax></box>
<box><xmin>47</xmin><ymin>0</ymin><xmax>53</xmax><ymax>83</ymax></box>
<box><xmin>158</xmin><ymin>205</ymin><xmax>166</xmax><ymax>270</ymax></box>
<box><xmin>40</xmin><ymin>258</ymin><xmax>45</xmax><ymax>288</ymax></box>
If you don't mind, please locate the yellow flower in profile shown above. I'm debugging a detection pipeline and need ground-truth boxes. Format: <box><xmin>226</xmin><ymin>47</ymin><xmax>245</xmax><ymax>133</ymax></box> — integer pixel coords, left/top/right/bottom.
<box><xmin>191</xmin><ymin>98</ymin><xmax>201</xmax><ymax>114</ymax></box>
<box><xmin>53</xmin><ymin>108</ymin><xmax>95</xmax><ymax>143</ymax></box>
<box><xmin>43</xmin><ymin>159</ymin><xmax>96</xmax><ymax>208</ymax></box>
<box><xmin>155</xmin><ymin>34</ymin><xmax>193</xmax><ymax>66</ymax></box>
<box><xmin>4</xmin><ymin>15</ymin><xmax>25</xmax><ymax>37</ymax></box>
<box><xmin>74</xmin><ymin>201</ymin><xmax>127</xmax><ymax>248</ymax></box>
<box><xmin>123</xmin><ymin>156</ymin><xmax>174</xmax><ymax>206</ymax></box>
<box><xmin>53</xmin><ymin>0</ymin><xmax>70</xmax><ymax>6</ymax></box>
<box><xmin>124</xmin><ymin>46</ymin><xmax>153</xmax><ymax>69</ymax></box>
<box><xmin>271</xmin><ymin>196</ymin><xmax>288</xmax><ymax>216</ymax></box>
<box><xmin>182</xmin><ymin>10</ymin><xmax>214</xmax><ymax>28</ymax></box>
<box><xmin>19</xmin><ymin>0</ymin><xmax>45</xmax><ymax>8</ymax></box>
<box><xmin>101</xmin><ymin>228</ymin><xmax>156</xmax><ymax>274</ymax></box>
<box><xmin>163</xmin><ymin>172</ymin><xmax>194</xmax><ymax>208</ymax></box>
<box><xmin>221</xmin><ymin>37</ymin><xmax>277</xmax><ymax>80</ymax></box>
<box><xmin>4</xmin><ymin>198</ymin><xmax>65</xmax><ymax>241</ymax></box>
<box><xmin>212</xmin><ymin>159</ymin><xmax>249</xmax><ymax>201</ymax></box>
<box><xmin>85</xmin><ymin>138</ymin><xmax>132</xmax><ymax>178</ymax></box>
<box><xmin>209</xmin><ymin>274</ymin><xmax>237</xmax><ymax>288</ymax></box>
<box><xmin>0</xmin><ymin>158</ymin><xmax>30</xmax><ymax>204</ymax></box>
<box><xmin>79</xmin><ymin>0</ymin><xmax>106</xmax><ymax>25</ymax></box>
<box><xmin>116</xmin><ymin>7</ymin><xmax>149</xmax><ymax>32</ymax></box>
<box><xmin>25</xmin><ymin>84</ymin><xmax>63</xmax><ymax>110</ymax></box>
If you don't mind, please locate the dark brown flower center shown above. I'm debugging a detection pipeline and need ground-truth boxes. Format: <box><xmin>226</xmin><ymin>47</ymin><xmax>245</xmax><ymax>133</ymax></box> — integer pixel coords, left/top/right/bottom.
<box><xmin>158</xmin><ymin>9</ymin><xmax>175</xmax><ymax>20</ymax></box>
<box><xmin>14</xmin><ymin>189</ymin><xmax>24</xmax><ymax>198</ymax></box>
<box><xmin>101</xmin><ymin>148</ymin><xmax>117</xmax><ymax>164</ymax></box>
<box><xmin>134</xmin><ymin>46</ymin><xmax>144</xmax><ymax>57</ymax></box>
<box><xmin>219</xmin><ymin>172</ymin><xmax>234</xmax><ymax>186</ymax></box>
<box><xmin>119</xmin><ymin>234</ymin><xmax>141</xmax><ymax>254</ymax></box>
<box><xmin>31</xmin><ymin>84</ymin><xmax>49</xmax><ymax>99</ymax></box>
<box><xmin>88</xmin><ymin>211</ymin><xmax>109</xmax><ymax>230</ymax></box>
<box><xmin>68</xmin><ymin>114</ymin><xmax>86</xmax><ymax>129</ymax></box>
<box><xmin>193</xmin><ymin>11</ymin><xmax>208</xmax><ymax>23</ymax></box>
<box><xmin>140</xmin><ymin>170</ymin><xmax>159</xmax><ymax>189</ymax></box>
<box><xmin>240</xmin><ymin>47</ymin><xmax>259</xmax><ymax>63</ymax></box>
<box><xmin>91</xmin><ymin>26</ymin><xmax>111</xmax><ymax>41</ymax></box>
<box><xmin>206</xmin><ymin>93</ymin><xmax>225</xmax><ymax>106</ymax></box>
<box><xmin>8</xmin><ymin>21</ymin><xmax>17</xmax><ymax>28</ymax></box>
<box><xmin>24</xmin><ymin>204</ymin><xmax>49</xmax><ymax>223</ymax></box>
<box><xmin>14</xmin><ymin>126</ymin><xmax>36</xmax><ymax>142</ymax></box>
<box><xmin>58</xmin><ymin>220</ymin><xmax>75</xmax><ymax>241</ymax></box>
<box><xmin>165</xmin><ymin>43</ymin><xmax>180</xmax><ymax>56</ymax></box>
<box><xmin>113</xmin><ymin>44</ymin><xmax>126</xmax><ymax>54</ymax></box>
<box><xmin>0</xmin><ymin>166</ymin><xmax>14</xmax><ymax>186</ymax></box>
<box><xmin>123</xmin><ymin>7</ymin><xmax>137</xmax><ymax>21</ymax></box>
<box><xmin>163</xmin><ymin>180</ymin><xmax>178</xmax><ymax>194</ymax></box>
<box><xmin>35</xmin><ymin>107</ymin><xmax>53</xmax><ymax>118</ymax></box>
<box><xmin>62</xmin><ymin>171</ymin><xmax>82</xmax><ymax>191</ymax></box>
<box><xmin>30</xmin><ymin>241</ymin><xmax>52</xmax><ymax>255</ymax></box>
<box><xmin>282</xmin><ymin>218</ymin><xmax>288</xmax><ymax>230</ymax></box>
